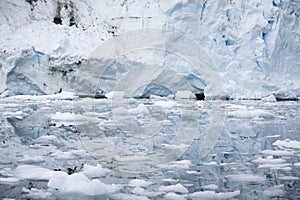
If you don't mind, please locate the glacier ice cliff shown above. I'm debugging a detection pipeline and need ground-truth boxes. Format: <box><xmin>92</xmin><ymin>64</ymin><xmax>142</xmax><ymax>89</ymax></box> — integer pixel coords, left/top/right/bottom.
<box><xmin>0</xmin><ymin>0</ymin><xmax>299</xmax><ymax>99</ymax></box>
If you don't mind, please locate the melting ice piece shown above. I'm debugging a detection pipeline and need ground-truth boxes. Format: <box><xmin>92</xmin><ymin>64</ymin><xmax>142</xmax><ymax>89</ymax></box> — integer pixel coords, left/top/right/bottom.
<box><xmin>49</xmin><ymin>172</ymin><xmax>121</xmax><ymax>196</ymax></box>
<box><xmin>273</xmin><ymin>139</ymin><xmax>300</xmax><ymax>149</ymax></box>
<box><xmin>225</xmin><ymin>174</ymin><xmax>265</xmax><ymax>182</ymax></box>
<box><xmin>165</xmin><ymin>192</ymin><xmax>187</xmax><ymax>200</ymax></box>
<box><xmin>190</xmin><ymin>190</ymin><xmax>240</xmax><ymax>199</ymax></box>
<box><xmin>82</xmin><ymin>164</ymin><xmax>111</xmax><ymax>178</ymax></box>
<box><xmin>159</xmin><ymin>183</ymin><xmax>189</xmax><ymax>194</ymax></box>
<box><xmin>128</xmin><ymin>179</ymin><xmax>153</xmax><ymax>188</ymax></box>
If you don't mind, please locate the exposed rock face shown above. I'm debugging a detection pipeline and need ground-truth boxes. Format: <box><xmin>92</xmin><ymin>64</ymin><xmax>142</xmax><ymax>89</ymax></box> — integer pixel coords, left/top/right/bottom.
<box><xmin>0</xmin><ymin>0</ymin><xmax>299</xmax><ymax>99</ymax></box>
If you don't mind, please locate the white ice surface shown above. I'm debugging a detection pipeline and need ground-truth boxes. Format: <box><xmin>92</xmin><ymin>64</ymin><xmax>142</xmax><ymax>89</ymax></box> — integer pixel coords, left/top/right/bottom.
<box><xmin>190</xmin><ymin>190</ymin><xmax>240</xmax><ymax>199</ymax></box>
<box><xmin>159</xmin><ymin>183</ymin><xmax>189</xmax><ymax>194</ymax></box>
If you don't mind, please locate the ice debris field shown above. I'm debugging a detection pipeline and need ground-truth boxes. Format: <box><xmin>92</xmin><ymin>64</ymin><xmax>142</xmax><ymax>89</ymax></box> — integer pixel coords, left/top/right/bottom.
<box><xmin>0</xmin><ymin>93</ymin><xmax>299</xmax><ymax>199</ymax></box>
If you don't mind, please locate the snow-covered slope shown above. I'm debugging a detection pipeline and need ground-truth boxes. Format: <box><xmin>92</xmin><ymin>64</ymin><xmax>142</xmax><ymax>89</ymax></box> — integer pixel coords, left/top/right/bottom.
<box><xmin>0</xmin><ymin>0</ymin><xmax>299</xmax><ymax>99</ymax></box>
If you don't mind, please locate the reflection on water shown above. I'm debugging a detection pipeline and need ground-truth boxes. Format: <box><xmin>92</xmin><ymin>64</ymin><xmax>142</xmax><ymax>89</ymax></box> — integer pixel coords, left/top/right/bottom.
<box><xmin>0</xmin><ymin>97</ymin><xmax>299</xmax><ymax>199</ymax></box>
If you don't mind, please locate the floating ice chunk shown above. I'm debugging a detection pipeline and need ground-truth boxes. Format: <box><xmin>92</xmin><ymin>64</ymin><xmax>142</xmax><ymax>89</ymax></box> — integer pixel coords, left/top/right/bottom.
<box><xmin>162</xmin><ymin>178</ymin><xmax>179</xmax><ymax>183</ymax></box>
<box><xmin>265</xmin><ymin>134</ymin><xmax>281</xmax><ymax>138</ymax></box>
<box><xmin>190</xmin><ymin>190</ymin><xmax>240</xmax><ymax>199</ymax></box>
<box><xmin>227</xmin><ymin>106</ymin><xmax>251</xmax><ymax>118</ymax></box>
<box><xmin>35</xmin><ymin>135</ymin><xmax>58</xmax><ymax>144</ymax></box>
<box><xmin>51</xmin><ymin>112</ymin><xmax>88</xmax><ymax>126</ymax></box>
<box><xmin>251</xmin><ymin>110</ymin><xmax>275</xmax><ymax>120</ymax></box>
<box><xmin>105</xmin><ymin>91</ymin><xmax>124</xmax><ymax>99</ymax></box>
<box><xmin>225</xmin><ymin>174</ymin><xmax>265</xmax><ymax>182</ymax></box>
<box><xmin>112</xmin><ymin>193</ymin><xmax>150</xmax><ymax>200</ymax></box>
<box><xmin>149</xmin><ymin>95</ymin><xmax>168</xmax><ymax>100</ymax></box>
<box><xmin>294</xmin><ymin>162</ymin><xmax>300</xmax><ymax>167</ymax></box>
<box><xmin>82</xmin><ymin>164</ymin><xmax>110</xmax><ymax>178</ymax></box>
<box><xmin>227</xmin><ymin>107</ymin><xmax>274</xmax><ymax>120</ymax></box>
<box><xmin>128</xmin><ymin>104</ymin><xmax>149</xmax><ymax>115</ymax></box>
<box><xmin>153</xmin><ymin>100</ymin><xmax>178</xmax><ymax>108</ymax></box>
<box><xmin>15</xmin><ymin>165</ymin><xmax>67</xmax><ymax>181</ymax></box>
<box><xmin>14</xmin><ymin>110</ymin><xmax>24</xmax><ymax>119</ymax></box>
<box><xmin>131</xmin><ymin>186</ymin><xmax>163</xmax><ymax>197</ymax></box>
<box><xmin>273</xmin><ymin>139</ymin><xmax>300</xmax><ymax>149</ymax></box>
<box><xmin>252</xmin><ymin>156</ymin><xmax>286</xmax><ymax>164</ymax></box>
<box><xmin>128</xmin><ymin>179</ymin><xmax>153</xmax><ymax>188</ymax></box>
<box><xmin>260</xmin><ymin>150</ymin><xmax>294</xmax><ymax>156</ymax></box>
<box><xmin>167</xmin><ymin>160</ymin><xmax>192</xmax><ymax>170</ymax></box>
<box><xmin>172</xmin><ymin>160</ymin><xmax>192</xmax><ymax>165</ymax></box>
<box><xmin>201</xmin><ymin>184</ymin><xmax>219</xmax><ymax>190</ymax></box>
<box><xmin>0</xmin><ymin>90</ymin><xmax>13</xmax><ymax>98</ymax></box>
<box><xmin>277</xmin><ymin>176</ymin><xmax>299</xmax><ymax>181</ymax></box>
<box><xmin>50</xmin><ymin>149</ymin><xmax>86</xmax><ymax>160</ymax></box>
<box><xmin>261</xmin><ymin>94</ymin><xmax>277</xmax><ymax>102</ymax></box>
<box><xmin>203</xmin><ymin>161</ymin><xmax>218</xmax><ymax>166</ymax></box>
<box><xmin>159</xmin><ymin>183</ymin><xmax>189</xmax><ymax>194</ymax></box>
<box><xmin>165</xmin><ymin>192</ymin><xmax>187</xmax><ymax>200</ymax></box>
<box><xmin>185</xmin><ymin>170</ymin><xmax>201</xmax><ymax>175</ymax></box>
<box><xmin>49</xmin><ymin>172</ymin><xmax>121</xmax><ymax>196</ymax></box>
<box><xmin>258</xmin><ymin>163</ymin><xmax>292</xmax><ymax>170</ymax></box>
<box><xmin>0</xmin><ymin>177</ymin><xmax>19</xmax><ymax>183</ymax></box>
<box><xmin>18</xmin><ymin>155</ymin><xmax>45</xmax><ymax>164</ymax></box>
<box><xmin>51</xmin><ymin>91</ymin><xmax>76</xmax><ymax>99</ymax></box>
<box><xmin>22</xmin><ymin>187</ymin><xmax>52</xmax><ymax>199</ymax></box>
<box><xmin>263</xmin><ymin>185</ymin><xmax>284</xmax><ymax>197</ymax></box>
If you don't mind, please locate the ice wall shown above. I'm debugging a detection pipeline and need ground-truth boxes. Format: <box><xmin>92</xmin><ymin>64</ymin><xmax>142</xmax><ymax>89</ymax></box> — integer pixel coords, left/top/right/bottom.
<box><xmin>0</xmin><ymin>0</ymin><xmax>299</xmax><ymax>99</ymax></box>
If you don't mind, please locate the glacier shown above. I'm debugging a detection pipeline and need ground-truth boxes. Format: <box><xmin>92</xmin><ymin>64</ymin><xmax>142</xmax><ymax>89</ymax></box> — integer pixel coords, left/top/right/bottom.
<box><xmin>0</xmin><ymin>0</ymin><xmax>299</xmax><ymax>99</ymax></box>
